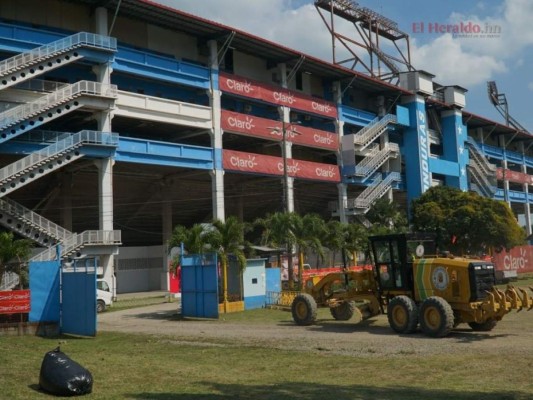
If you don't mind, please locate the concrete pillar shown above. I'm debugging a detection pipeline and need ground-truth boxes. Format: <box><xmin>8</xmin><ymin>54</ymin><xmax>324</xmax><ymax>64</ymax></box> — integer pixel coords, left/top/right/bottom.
<box><xmin>332</xmin><ymin>81</ymin><xmax>347</xmax><ymax>222</ymax></box>
<box><xmin>500</xmin><ymin>135</ymin><xmax>510</xmax><ymax>206</ymax></box>
<box><xmin>401</xmin><ymin>94</ymin><xmax>431</xmax><ymax>206</ymax></box>
<box><xmin>441</xmin><ymin>109</ymin><xmax>468</xmax><ymax>191</ymax></box>
<box><xmin>95</xmin><ymin>7</ymin><xmax>108</xmax><ymax>35</ymax></box>
<box><xmin>208</xmin><ymin>39</ymin><xmax>225</xmax><ymax>222</ymax></box>
<box><xmin>278</xmin><ymin>105</ymin><xmax>295</xmax><ymax>213</ymax></box>
<box><xmin>162</xmin><ymin>194</ymin><xmax>173</xmax><ymax>291</ymax></box>
<box><xmin>519</xmin><ymin>142</ymin><xmax>532</xmax><ymax>235</ymax></box>
<box><xmin>60</xmin><ymin>172</ymin><xmax>73</xmax><ymax>231</ymax></box>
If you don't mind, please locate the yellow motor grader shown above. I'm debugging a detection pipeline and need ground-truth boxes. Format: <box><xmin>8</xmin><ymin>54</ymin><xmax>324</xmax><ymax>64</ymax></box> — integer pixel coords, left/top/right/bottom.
<box><xmin>291</xmin><ymin>233</ymin><xmax>533</xmax><ymax>337</ymax></box>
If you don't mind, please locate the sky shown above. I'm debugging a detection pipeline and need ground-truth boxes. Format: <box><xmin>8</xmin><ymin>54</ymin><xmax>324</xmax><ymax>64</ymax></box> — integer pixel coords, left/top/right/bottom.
<box><xmin>153</xmin><ymin>0</ymin><xmax>533</xmax><ymax>131</ymax></box>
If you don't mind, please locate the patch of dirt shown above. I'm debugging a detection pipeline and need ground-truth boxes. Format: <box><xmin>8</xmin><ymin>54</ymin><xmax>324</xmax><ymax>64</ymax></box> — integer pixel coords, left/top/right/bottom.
<box><xmin>97</xmin><ymin>302</ymin><xmax>533</xmax><ymax>358</ymax></box>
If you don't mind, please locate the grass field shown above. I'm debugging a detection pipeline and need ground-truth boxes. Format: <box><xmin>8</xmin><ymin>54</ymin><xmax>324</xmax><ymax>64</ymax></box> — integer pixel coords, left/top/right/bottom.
<box><xmin>1</xmin><ymin>307</ymin><xmax>533</xmax><ymax>400</ymax></box>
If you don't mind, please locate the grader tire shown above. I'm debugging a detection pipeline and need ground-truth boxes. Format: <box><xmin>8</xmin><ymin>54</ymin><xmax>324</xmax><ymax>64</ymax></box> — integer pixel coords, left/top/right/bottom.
<box><xmin>419</xmin><ymin>296</ymin><xmax>454</xmax><ymax>338</ymax></box>
<box><xmin>387</xmin><ymin>295</ymin><xmax>418</xmax><ymax>334</ymax></box>
<box><xmin>330</xmin><ymin>301</ymin><xmax>356</xmax><ymax>321</ymax></box>
<box><xmin>291</xmin><ymin>293</ymin><xmax>317</xmax><ymax>326</ymax></box>
<box><xmin>468</xmin><ymin>319</ymin><xmax>498</xmax><ymax>332</ymax></box>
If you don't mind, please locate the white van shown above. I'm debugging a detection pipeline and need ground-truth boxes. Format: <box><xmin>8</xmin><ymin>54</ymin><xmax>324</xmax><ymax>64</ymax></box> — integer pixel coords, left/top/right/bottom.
<box><xmin>97</xmin><ymin>279</ymin><xmax>113</xmax><ymax>313</ymax></box>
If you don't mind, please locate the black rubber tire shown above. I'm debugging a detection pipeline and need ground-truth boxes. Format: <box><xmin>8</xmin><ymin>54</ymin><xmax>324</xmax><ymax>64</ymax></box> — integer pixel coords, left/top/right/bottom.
<box><xmin>387</xmin><ymin>295</ymin><xmax>418</xmax><ymax>334</ymax></box>
<box><xmin>468</xmin><ymin>319</ymin><xmax>498</xmax><ymax>331</ymax></box>
<box><xmin>330</xmin><ymin>301</ymin><xmax>356</xmax><ymax>321</ymax></box>
<box><xmin>96</xmin><ymin>300</ymin><xmax>106</xmax><ymax>313</ymax></box>
<box><xmin>419</xmin><ymin>296</ymin><xmax>454</xmax><ymax>338</ymax></box>
<box><xmin>291</xmin><ymin>293</ymin><xmax>317</xmax><ymax>326</ymax></box>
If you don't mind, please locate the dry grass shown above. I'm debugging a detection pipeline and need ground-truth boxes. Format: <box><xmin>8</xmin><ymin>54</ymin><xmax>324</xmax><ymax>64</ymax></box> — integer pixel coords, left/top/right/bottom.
<box><xmin>1</xmin><ymin>311</ymin><xmax>533</xmax><ymax>400</ymax></box>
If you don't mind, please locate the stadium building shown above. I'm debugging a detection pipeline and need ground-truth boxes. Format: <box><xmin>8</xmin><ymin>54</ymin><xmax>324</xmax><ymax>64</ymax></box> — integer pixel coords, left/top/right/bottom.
<box><xmin>0</xmin><ymin>0</ymin><xmax>531</xmax><ymax>294</ymax></box>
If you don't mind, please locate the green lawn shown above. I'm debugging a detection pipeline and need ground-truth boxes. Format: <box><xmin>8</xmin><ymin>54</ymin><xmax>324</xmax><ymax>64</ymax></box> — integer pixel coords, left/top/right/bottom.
<box><xmin>1</xmin><ymin>313</ymin><xmax>532</xmax><ymax>400</ymax></box>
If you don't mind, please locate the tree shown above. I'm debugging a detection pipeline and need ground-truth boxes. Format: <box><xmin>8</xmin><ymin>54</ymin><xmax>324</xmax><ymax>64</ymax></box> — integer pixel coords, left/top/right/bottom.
<box><xmin>411</xmin><ymin>186</ymin><xmax>525</xmax><ymax>254</ymax></box>
<box><xmin>366</xmin><ymin>197</ymin><xmax>408</xmax><ymax>233</ymax></box>
<box><xmin>168</xmin><ymin>223</ymin><xmax>211</xmax><ymax>255</ymax></box>
<box><xmin>256</xmin><ymin>212</ymin><xmax>296</xmax><ymax>288</ymax></box>
<box><xmin>0</xmin><ymin>232</ymin><xmax>33</xmax><ymax>289</ymax></box>
<box><xmin>291</xmin><ymin>213</ymin><xmax>326</xmax><ymax>285</ymax></box>
<box><xmin>323</xmin><ymin>220</ymin><xmax>345</xmax><ymax>267</ymax></box>
<box><xmin>343</xmin><ymin>222</ymin><xmax>367</xmax><ymax>266</ymax></box>
<box><xmin>208</xmin><ymin>217</ymin><xmax>248</xmax><ymax>312</ymax></box>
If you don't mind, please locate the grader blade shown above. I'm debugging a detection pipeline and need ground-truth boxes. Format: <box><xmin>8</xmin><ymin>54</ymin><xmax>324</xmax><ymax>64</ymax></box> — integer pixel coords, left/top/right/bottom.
<box><xmin>503</xmin><ymin>285</ymin><xmax>533</xmax><ymax>312</ymax></box>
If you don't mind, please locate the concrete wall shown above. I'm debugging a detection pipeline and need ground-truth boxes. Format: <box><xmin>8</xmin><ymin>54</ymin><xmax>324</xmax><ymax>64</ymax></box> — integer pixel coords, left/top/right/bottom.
<box><xmin>116</xmin><ymin>245</ymin><xmax>165</xmax><ymax>293</ymax></box>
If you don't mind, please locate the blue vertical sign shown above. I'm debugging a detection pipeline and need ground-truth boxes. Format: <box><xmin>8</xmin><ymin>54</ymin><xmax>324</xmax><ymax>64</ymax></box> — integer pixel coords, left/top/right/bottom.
<box><xmin>403</xmin><ymin>97</ymin><xmax>430</xmax><ymax>203</ymax></box>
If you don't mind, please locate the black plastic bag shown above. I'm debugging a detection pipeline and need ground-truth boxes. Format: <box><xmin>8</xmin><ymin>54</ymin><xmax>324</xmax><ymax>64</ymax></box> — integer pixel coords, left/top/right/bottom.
<box><xmin>39</xmin><ymin>347</ymin><xmax>93</xmax><ymax>396</ymax></box>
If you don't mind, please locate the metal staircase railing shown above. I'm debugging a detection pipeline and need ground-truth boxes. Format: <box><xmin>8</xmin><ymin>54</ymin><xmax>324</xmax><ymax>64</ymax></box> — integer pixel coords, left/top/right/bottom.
<box><xmin>0</xmin><ymin>271</ymin><xmax>20</xmax><ymax>291</ymax></box>
<box><xmin>353</xmin><ymin>142</ymin><xmax>399</xmax><ymax>180</ymax></box>
<box><xmin>31</xmin><ymin>230</ymin><xmax>122</xmax><ymax>262</ymax></box>
<box><xmin>0</xmin><ymin>197</ymin><xmax>72</xmax><ymax>244</ymax></box>
<box><xmin>0</xmin><ymin>32</ymin><xmax>116</xmax><ymax>90</ymax></box>
<box><xmin>468</xmin><ymin>160</ymin><xmax>497</xmax><ymax>197</ymax></box>
<box><xmin>349</xmin><ymin>172</ymin><xmax>401</xmax><ymax>211</ymax></box>
<box><xmin>466</xmin><ymin>137</ymin><xmax>497</xmax><ymax>174</ymax></box>
<box><xmin>0</xmin><ymin>130</ymin><xmax>118</xmax><ymax>196</ymax></box>
<box><xmin>466</xmin><ymin>137</ymin><xmax>497</xmax><ymax>196</ymax></box>
<box><xmin>351</xmin><ymin>114</ymin><xmax>397</xmax><ymax>150</ymax></box>
<box><xmin>0</xmin><ymin>81</ymin><xmax>117</xmax><ymax>137</ymax></box>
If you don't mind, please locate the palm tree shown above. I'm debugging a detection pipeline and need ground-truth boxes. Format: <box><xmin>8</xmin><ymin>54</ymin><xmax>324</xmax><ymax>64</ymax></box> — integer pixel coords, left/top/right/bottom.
<box><xmin>291</xmin><ymin>213</ymin><xmax>325</xmax><ymax>286</ymax></box>
<box><xmin>0</xmin><ymin>232</ymin><xmax>33</xmax><ymax>289</ymax></box>
<box><xmin>343</xmin><ymin>222</ymin><xmax>367</xmax><ymax>267</ymax></box>
<box><xmin>323</xmin><ymin>220</ymin><xmax>346</xmax><ymax>267</ymax></box>
<box><xmin>256</xmin><ymin>212</ymin><xmax>296</xmax><ymax>288</ymax></box>
<box><xmin>168</xmin><ymin>223</ymin><xmax>211</xmax><ymax>255</ymax></box>
<box><xmin>208</xmin><ymin>217</ymin><xmax>247</xmax><ymax>312</ymax></box>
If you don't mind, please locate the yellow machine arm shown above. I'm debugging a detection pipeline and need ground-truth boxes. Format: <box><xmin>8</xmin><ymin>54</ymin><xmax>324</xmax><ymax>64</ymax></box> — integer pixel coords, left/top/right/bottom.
<box><xmin>486</xmin><ymin>285</ymin><xmax>533</xmax><ymax>319</ymax></box>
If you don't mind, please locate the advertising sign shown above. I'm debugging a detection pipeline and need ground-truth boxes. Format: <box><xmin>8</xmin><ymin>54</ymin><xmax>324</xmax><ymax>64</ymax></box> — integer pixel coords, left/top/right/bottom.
<box><xmin>223</xmin><ymin>150</ymin><xmax>340</xmax><ymax>182</ymax></box>
<box><xmin>221</xmin><ymin>110</ymin><xmax>339</xmax><ymax>150</ymax></box>
<box><xmin>496</xmin><ymin>168</ymin><xmax>533</xmax><ymax>185</ymax></box>
<box><xmin>0</xmin><ymin>290</ymin><xmax>31</xmax><ymax>314</ymax></box>
<box><xmin>492</xmin><ymin>246</ymin><xmax>533</xmax><ymax>274</ymax></box>
<box><xmin>220</xmin><ymin>73</ymin><xmax>338</xmax><ymax>118</ymax></box>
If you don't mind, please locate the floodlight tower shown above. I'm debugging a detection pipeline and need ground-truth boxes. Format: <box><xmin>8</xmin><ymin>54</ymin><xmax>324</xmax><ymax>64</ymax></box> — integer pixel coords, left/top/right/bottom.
<box><xmin>314</xmin><ymin>0</ymin><xmax>414</xmax><ymax>84</ymax></box>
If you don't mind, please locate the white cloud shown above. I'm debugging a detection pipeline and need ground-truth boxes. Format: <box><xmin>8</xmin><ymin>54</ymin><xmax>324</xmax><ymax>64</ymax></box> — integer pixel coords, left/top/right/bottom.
<box><xmin>409</xmin><ymin>0</ymin><xmax>533</xmax><ymax>87</ymax></box>
<box><xmin>410</xmin><ymin>34</ymin><xmax>506</xmax><ymax>86</ymax></box>
<box><xmin>155</xmin><ymin>0</ymin><xmax>530</xmax><ymax>89</ymax></box>
<box><xmin>155</xmin><ymin>0</ymin><xmax>333</xmax><ymax>61</ymax></box>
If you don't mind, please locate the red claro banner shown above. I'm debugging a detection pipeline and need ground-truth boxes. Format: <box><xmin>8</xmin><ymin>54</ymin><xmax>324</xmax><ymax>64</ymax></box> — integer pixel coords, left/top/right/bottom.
<box><xmin>219</xmin><ymin>72</ymin><xmax>338</xmax><ymax>119</ymax></box>
<box><xmin>0</xmin><ymin>289</ymin><xmax>31</xmax><ymax>314</ymax></box>
<box><xmin>223</xmin><ymin>150</ymin><xmax>340</xmax><ymax>182</ymax></box>
<box><xmin>496</xmin><ymin>168</ymin><xmax>533</xmax><ymax>185</ymax></box>
<box><xmin>221</xmin><ymin>110</ymin><xmax>338</xmax><ymax>151</ymax></box>
<box><xmin>492</xmin><ymin>246</ymin><xmax>533</xmax><ymax>274</ymax></box>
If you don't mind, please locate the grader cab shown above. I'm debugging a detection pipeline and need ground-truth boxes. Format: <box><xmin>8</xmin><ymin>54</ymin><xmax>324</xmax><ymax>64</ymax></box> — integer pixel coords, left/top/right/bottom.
<box><xmin>291</xmin><ymin>233</ymin><xmax>533</xmax><ymax>337</ymax></box>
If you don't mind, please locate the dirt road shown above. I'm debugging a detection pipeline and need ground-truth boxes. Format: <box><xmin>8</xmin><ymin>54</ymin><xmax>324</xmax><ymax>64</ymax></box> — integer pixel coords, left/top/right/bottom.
<box><xmin>97</xmin><ymin>301</ymin><xmax>533</xmax><ymax>358</ymax></box>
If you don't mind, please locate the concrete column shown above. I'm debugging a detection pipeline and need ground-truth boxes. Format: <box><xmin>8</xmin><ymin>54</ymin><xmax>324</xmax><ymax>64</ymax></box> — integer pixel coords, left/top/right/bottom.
<box><xmin>278</xmin><ymin>63</ymin><xmax>295</xmax><ymax>213</ymax></box>
<box><xmin>332</xmin><ymin>81</ymin><xmax>346</xmax><ymax>222</ymax></box>
<box><xmin>60</xmin><ymin>172</ymin><xmax>73</xmax><ymax>231</ymax></box>
<box><xmin>162</xmin><ymin>195</ymin><xmax>173</xmax><ymax>291</ymax></box>
<box><xmin>401</xmin><ymin>94</ymin><xmax>431</xmax><ymax>207</ymax></box>
<box><xmin>500</xmin><ymin>135</ymin><xmax>510</xmax><ymax>206</ymax></box>
<box><xmin>441</xmin><ymin>109</ymin><xmax>468</xmax><ymax>191</ymax></box>
<box><xmin>337</xmin><ymin>183</ymin><xmax>348</xmax><ymax>223</ymax></box>
<box><xmin>95</xmin><ymin>7</ymin><xmax>108</xmax><ymax>35</ymax></box>
<box><xmin>519</xmin><ymin>142</ymin><xmax>532</xmax><ymax>235</ymax></box>
<box><xmin>208</xmin><ymin>39</ymin><xmax>225</xmax><ymax>222</ymax></box>
<box><xmin>278</xmin><ymin>105</ymin><xmax>294</xmax><ymax>213</ymax></box>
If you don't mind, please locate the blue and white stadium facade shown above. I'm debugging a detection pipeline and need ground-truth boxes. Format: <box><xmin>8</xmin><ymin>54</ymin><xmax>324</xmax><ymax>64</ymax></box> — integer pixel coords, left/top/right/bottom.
<box><xmin>0</xmin><ymin>0</ymin><xmax>530</xmax><ymax>293</ymax></box>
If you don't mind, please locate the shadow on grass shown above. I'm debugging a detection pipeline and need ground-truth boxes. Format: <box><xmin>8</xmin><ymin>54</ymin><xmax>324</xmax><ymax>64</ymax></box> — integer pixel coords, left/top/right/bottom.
<box><xmin>282</xmin><ymin>317</ymin><xmax>516</xmax><ymax>343</ymax></box>
<box><xmin>126</xmin><ymin>381</ymin><xmax>528</xmax><ymax>400</ymax></box>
